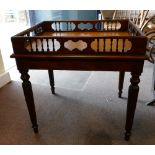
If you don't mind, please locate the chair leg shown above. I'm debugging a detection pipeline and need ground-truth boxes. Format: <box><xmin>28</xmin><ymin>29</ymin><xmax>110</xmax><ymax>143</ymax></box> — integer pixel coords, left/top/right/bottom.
<box><xmin>48</xmin><ymin>70</ymin><xmax>55</xmax><ymax>94</ymax></box>
<box><xmin>146</xmin><ymin>75</ymin><xmax>155</xmax><ymax>106</ymax></box>
<box><xmin>118</xmin><ymin>71</ymin><xmax>125</xmax><ymax>98</ymax></box>
<box><xmin>146</xmin><ymin>99</ymin><xmax>155</xmax><ymax>106</ymax></box>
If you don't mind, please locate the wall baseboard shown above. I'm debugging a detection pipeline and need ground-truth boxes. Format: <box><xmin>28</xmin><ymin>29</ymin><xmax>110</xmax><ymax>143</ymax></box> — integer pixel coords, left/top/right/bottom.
<box><xmin>0</xmin><ymin>72</ymin><xmax>11</xmax><ymax>88</ymax></box>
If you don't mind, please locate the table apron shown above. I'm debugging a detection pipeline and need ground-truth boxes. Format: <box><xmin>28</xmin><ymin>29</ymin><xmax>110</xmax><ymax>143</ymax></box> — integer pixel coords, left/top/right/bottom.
<box><xmin>16</xmin><ymin>59</ymin><xmax>144</xmax><ymax>72</ymax></box>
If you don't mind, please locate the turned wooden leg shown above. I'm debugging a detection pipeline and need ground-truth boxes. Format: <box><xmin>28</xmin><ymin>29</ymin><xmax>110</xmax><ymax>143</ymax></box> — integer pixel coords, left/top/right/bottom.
<box><xmin>48</xmin><ymin>70</ymin><xmax>55</xmax><ymax>94</ymax></box>
<box><xmin>125</xmin><ymin>72</ymin><xmax>141</xmax><ymax>141</ymax></box>
<box><xmin>20</xmin><ymin>70</ymin><xmax>38</xmax><ymax>133</ymax></box>
<box><xmin>118</xmin><ymin>71</ymin><xmax>125</xmax><ymax>98</ymax></box>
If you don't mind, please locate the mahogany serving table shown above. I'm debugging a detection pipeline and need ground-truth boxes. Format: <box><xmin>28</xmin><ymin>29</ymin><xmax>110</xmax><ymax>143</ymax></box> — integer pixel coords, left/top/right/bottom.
<box><xmin>10</xmin><ymin>20</ymin><xmax>147</xmax><ymax>140</ymax></box>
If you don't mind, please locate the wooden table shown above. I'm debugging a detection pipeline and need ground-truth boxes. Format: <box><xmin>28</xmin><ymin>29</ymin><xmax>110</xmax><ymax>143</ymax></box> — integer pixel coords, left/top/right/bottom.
<box><xmin>10</xmin><ymin>20</ymin><xmax>147</xmax><ymax>140</ymax></box>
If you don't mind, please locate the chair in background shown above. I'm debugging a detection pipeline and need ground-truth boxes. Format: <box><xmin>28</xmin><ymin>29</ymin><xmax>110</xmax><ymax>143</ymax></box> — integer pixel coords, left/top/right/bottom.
<box><xmin>113</xmin><ymin>11</ymin><xmax>155</xmax><ymax>106</ymax></box>
<box><xmin>140</xmin><ymin>14</ymin><xmax>155</xmax><ymax>63</ymax></box>
<box><xmin>141</xmin><ymin>14</ymin><xmax>155</xmax><ymax>105</ymax></box>
<box><xmin>112</xmin><ymin>10</ymin><xmax>149</xmax><ymax>30</ymax></box>
<box><xmin>112</xmin><ymin>10</ymin><xmax>149</xmax><ymax>98</ymax></box>
<box><xmin>141</xmin><ymin>14</ymin><xmax>155</xmax><ymax>31</ymax></box>
<box><xmin>99</xmin><ymin>10</ymin><xmax>155</xmax><ymax>105</ymax></box>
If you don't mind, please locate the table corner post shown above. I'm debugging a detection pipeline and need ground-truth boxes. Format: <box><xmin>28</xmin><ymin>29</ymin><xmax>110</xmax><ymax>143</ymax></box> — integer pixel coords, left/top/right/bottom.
<box><xmin>48</xmin><ymin>69</ymin><xmax>55</xmax><ymax>94</ymax></box>
<box><xmin>19</xmin><ymin>69</ymin><xmax>38</xmax><ymax>133</ymax></box>
<box><xmin>118</xmin><ymin>71</ymin><xmax>125</xmax><ymax>98</ymax></box>
<box><xmin>125</xmin><ymin>71</ymin><xmax>141</xmax><ymax>141</ymax></box>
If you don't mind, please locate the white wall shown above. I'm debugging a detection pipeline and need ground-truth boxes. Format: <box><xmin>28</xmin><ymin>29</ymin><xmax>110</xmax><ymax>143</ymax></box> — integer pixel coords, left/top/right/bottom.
<box><xmin>0</xmin><ymin>51</ymin><xmax>5</xmax><ymax>74</ymax></box>
<box><xmin>0</xmin><ymin>50</ymin><xmax>11</xmax><ymax>88</ymax></box>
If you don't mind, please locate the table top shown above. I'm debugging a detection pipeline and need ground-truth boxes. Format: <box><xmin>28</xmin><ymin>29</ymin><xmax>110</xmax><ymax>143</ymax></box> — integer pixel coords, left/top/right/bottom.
<box><xmin>11</xmin><ymin>20</ymin><xmax>147</xmax><ymax>61</ymax></box>
<box><xmin>10</xmin><ymin>20</ymin><xmax>148</xmax><ymax>72</ymax></box>
<box><xmin>41</xmin><ymin>31</ymin><xmax>130</xmax><ymax>37</ymax></box>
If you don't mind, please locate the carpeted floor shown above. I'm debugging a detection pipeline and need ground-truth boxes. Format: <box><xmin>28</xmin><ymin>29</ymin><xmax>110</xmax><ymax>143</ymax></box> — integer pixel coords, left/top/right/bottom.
<box><xmin>0</xmin><ymin>61</ymin><xmax>155</xmax><ymax>144</ymax></box>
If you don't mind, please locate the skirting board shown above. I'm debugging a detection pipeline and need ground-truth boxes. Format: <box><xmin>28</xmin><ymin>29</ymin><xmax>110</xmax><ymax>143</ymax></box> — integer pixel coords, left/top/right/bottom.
<box><xmin>0</xmin><ymin>72</ymin><xmax>11</xmax><ymax>88</ymax></box>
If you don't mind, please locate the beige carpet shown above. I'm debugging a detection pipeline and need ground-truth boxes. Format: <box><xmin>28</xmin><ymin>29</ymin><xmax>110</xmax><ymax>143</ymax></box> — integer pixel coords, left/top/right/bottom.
<box><xmin>0</xmin><ymin>61</ymin><xmax>155</xmax><ymax>144</ymax></box>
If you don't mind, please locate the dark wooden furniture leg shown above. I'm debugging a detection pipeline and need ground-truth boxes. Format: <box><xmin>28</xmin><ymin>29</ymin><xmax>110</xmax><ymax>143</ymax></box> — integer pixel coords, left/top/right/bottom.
<box><xmin>48</xmin><ymin>70</ymin><xmax>55</xmax><ymax>94</ymax></box>
<box><xmin>20</xmin><ymin>70</ymin><xmax>38</xmax><ymax>133</ymax></box>
<box><xmin>118</xmin><ymin>71</ymin><xmax>125</xmax><ymax>98</ymax></box>
<box><xmin>125</xmin><ymin>72</ymin><xmax>140</xmax><ymax>141</ymax></box>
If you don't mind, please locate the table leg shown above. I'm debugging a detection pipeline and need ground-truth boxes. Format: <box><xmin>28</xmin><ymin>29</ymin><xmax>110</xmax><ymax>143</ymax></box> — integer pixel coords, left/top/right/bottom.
<box><xmin>48</xmin><ymin>70</ymin><xmax>55</xmax><ymax>94</ymax></box>
<box><xmin>118</xmin><ymin>71</ymin><xmax>125</xmax><ymax>98</ymax></box>
<box><xmin>20</xmin><ymin>70</ymin><xmax>38</xmax><ymax>133</ymax></box>
<box><xmin>125</xmin><ymin>72</ymin><xmax>140</xmax><ymax>140</ymax></box>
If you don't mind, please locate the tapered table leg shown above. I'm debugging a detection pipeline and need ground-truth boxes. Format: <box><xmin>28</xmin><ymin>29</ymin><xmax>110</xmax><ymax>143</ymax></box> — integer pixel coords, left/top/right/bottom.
<box><xmin>20</xmin><ymin>70</ymin><xmax>38</xmax><ymax>133</ymax></box>
<box><xmin>125</xmin><ymin>72</ymin><xmax>141</xmax><ymax>140</ymax></box>
<box><xmin>118</xmin><ymin>71</ymin><xmax>125</xmax><ymax>98</ymax></box>
<box><xmin>48</xmin><ymin>70</ymin><xmax>55</xmax><ymax>94</ymax></box>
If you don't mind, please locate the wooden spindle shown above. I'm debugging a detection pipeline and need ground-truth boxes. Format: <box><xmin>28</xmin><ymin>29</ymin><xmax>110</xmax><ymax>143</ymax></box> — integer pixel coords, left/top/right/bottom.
<box><xmin>71</xmin><ymin>22</ymin><xmax>73</xmax><ymax>31</ymax></box>
<box><xmin>46</xmin><ymin>39</ymin><xmax>49</xmax><ymax>51</ymax></box>
<box><xmin>99</xmin><ymin>22</ymin><xmax>102</xmax><ymax>31</ymax></box>
<box><xmin>68</xmin><ymin>22</ymin><xmax>70</xmax><ymax>31</ymax></box>
<box><xmin>67</xmin><ymin>22</ymin><xmax>68</xmax><ymax>31</ymax></box>
<box><xmin>59</xmin><ymin>22</ymin><xmax>61</xmax><ymax>31</ymax></box>
<box><xmin>52</xmin><ymin>38</ymin><xmax>55</xmax><ymax>52</ymax></box>
<box><xmin>102</xmin><ymin>22</ymin><xmax>104</xmax><ymax>31</ymax></box>
<box><xmin>41</xmin><ymin>39</ymin><xmax>44</xmax><ymax>52</ymax></box>
<box><xmin>29</xmin><ymin>38</ymin><xmax>33</xmax><ymax>52</ymax></box>
<box><xmin>103</xmin><ymin>38</ymin><xmax>106</xmax><ymax>52</ymax></box>
<box><xmin>55</xmin><ymin>22</ymin><xmax>57</xmax><ymax>31</ymax></box>
<box><xmin>35</xmin><ymin>39</ymin><xmax>38</xmax><ymax>52</ymax></box>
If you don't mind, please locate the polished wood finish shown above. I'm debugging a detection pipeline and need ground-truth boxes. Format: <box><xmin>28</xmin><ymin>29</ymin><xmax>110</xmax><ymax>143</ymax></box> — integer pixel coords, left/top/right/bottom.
<box><xmin>48</xmin><ymin>70</ymin><xmax>55</xmax><ymax>94</ymax></box>
<box><xmin>125</xmin><ymin>72</ymin><xmax>141</xmax><ymax>140</ymax></box>
<box><xmin>20</xmin><ymin>69</ymin><xmax>38</xmax><ymax>133</ymax></box>
<box><xmin>118</xmin><ymin>71</ymin><xmax>125</xmax><ymax>98</ymax></box>
<box><xmin>10</xmin><ymin>20</ymin><xmax>147</xmax><ymax>140</ymax></box>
